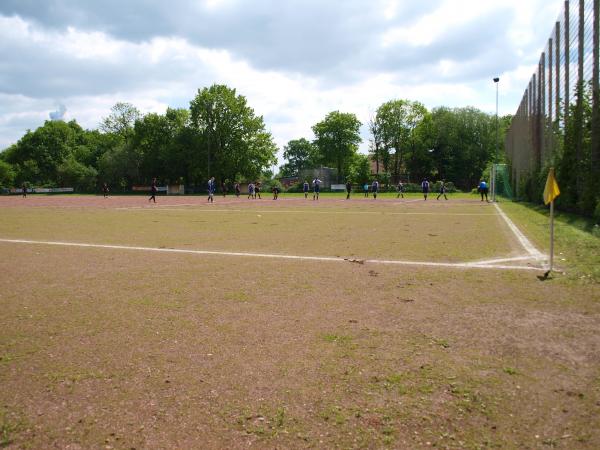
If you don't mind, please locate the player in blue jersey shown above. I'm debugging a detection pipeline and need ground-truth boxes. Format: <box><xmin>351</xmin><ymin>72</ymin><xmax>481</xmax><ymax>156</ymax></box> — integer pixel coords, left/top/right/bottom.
<box><xmin>396</xmin><ymin>181</ymin><xmax>404</xmax><ymax>198</ymax></box>
<box><xmin>207</xmin><ymin>176</ymin><xmax>216</xmax><ymax>203</ymax></box>
<box><xmin>303</xmin><ymin>180</ymin><xmax>309</xmax><ymax>199</ymax></box>
<box><xmin>478</xmin><ymin>179</ymin><xmax>489</xmax><ymax>202</ymax></box>
<box><xmin>436</xmin><ymin>180</ymin><xmax>448</xmax><ymax>200</ymax></box>
<box><xmin>371</xmin><ymin>180</ymin><xmax>379</xmax><ymax>199</ymax></box>
<box><xmin>421</xmin><ymin>178</ymin><xmax>430</xmax><ymax>200</ymax></box>
<box><xmin>312</xmin><ymin>178</ymin><xmax>322</xmax><ymax>200</ymax></box>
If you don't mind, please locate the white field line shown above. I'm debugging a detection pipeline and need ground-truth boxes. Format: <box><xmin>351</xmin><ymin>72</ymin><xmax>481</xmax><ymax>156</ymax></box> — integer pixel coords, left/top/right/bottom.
<box><xmin>116</xmin><ymin>207</ymin><xmax>497</xmax><ymax>216</ymax></box>
<box><xmin>494</xmin><ymin>203</ymin><xmax>545</xmax><ymax>261</ymax></box>
<box><xmin>0</xmin><ymin>238</ymin><xmax>545</xmax><ymax>272</ymax></box>
<box><xmin>465</xmin><ymin>255</ymin><xmax>540</xmax><ymax>266</ymax></box>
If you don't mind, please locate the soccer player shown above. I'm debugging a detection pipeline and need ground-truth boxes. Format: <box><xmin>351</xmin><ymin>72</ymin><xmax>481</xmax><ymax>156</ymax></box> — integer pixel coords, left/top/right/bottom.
<box><xmin>102</xmin><ymin>182</ymin><xmax>109</xmax><ymax>198</ymax></box>
<box><xmin>21</xmin><ymin>182</ymin><xmax>27</xmax><ymax>198</ymax></box>
<box><xmin>149</xmin><ymin>178</ymin><xmax>157</xmax><ymax>203</ymax></box>
<box><xmin>312</xmin><ymin>178</ymin><xmax>322</xmax><ymax>200</ymax></box>
<box><xmin>363</xmin><ymin>182</ymin><xmax>369</xmax><ymax>197</ymax></box>
<box><xmin>372</xmin><ymin>179</ymin><xmax>379</xmax><ymax>199</ymax></box>
<box><xmin>234</xmin><ymin>182</ymin><xmax>241</xmax><ymax>197</ymax></box>
<box><xmin>272</xmin><ymin>185</ymin><xmax>280</xmax><ymax>200</ymax></box>
<box><xmin>248</xmin><ymin>182</ymin><xmax>255</xmax><ymax>199</ymax></box>
<box><xmin>479</xmin><ymin>179</ymin><xmax>489</xmax><ymax>202</ymax></box>
<box><xmin>396</xmin><ymin>180</ymin><xmax>404</xmax><ymax>198</ymax></box>
<box><xmin>437</xmin><ymin>180</ymin><xmax>448</xmax><ymax>200</ymax></box>
<box><xmin>255</xmin><ymin>181</ymin><xmax>262</xmax><ymax>199</ymax></box>
<box><xmin>421</xmin><ymin>178</ymin><xmax>430</xmax><ymax>200</ymax></box>
<box><xmin>207</xmin><ymin>176</ymin><xmax>216</xmax><ymax>203</ymax></box>
<box><xmin>303</xmin><ymin>180</ymin><xmax>309</xmax><ymax>199</ymax></box>
<box><xmin>346</xmin><ymin>180</ymin><xmax>352</xmax><ymax>199</ymax></box>
<box><xmin>221</xmin><ymin>181</ymin><xmax>227</xmax><ymax>197</ymax></box>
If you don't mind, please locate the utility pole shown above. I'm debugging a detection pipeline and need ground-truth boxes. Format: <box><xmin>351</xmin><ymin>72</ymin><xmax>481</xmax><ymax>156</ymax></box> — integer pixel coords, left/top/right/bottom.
<box><xmin>493</xmin><ymin>77</ymin><xmax>500</xmax><ymax>202</ymax></box>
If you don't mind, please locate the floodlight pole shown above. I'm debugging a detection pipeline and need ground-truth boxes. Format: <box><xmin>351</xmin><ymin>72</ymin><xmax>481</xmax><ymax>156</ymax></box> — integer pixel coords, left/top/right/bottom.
<box><xmin>493</xmin><ymin>77</ymin><xmax>500</xmax><ymax>202</ymax></box>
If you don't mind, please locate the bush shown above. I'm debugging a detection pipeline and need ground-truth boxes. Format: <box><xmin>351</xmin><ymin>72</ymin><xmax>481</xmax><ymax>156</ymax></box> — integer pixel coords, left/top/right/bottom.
<box><xmin>57</xmin><ymin>157</ymin><xmax>98</xmax><ymax>192</ymax></box>
<box><xmin>0</xmin><ymin>160</ymin><xmax>15</xmax><ymax>188</ymax></box>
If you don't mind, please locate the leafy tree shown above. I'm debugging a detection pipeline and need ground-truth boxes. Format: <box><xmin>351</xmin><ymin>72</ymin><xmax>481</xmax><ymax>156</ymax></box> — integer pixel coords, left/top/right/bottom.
<box><xmin>368</xmin><ymin>116</ymin><xmax>387</xmax><ymax>176</ymax></box>
<box><xmin>374</xmin><ymin>100</ymin><xmax>428</xmax><ymax>181</ymax></box>
<box><xmin>312</xmin><ymin>111</ymin><xmax>362</xmax><ymax>182</ymax></box>
<box><xmin>3</xmin><ymin>120</ymin><xmax>84</xmax><ymax>184</ymax></box>
<box><xmin>56</xmin><ymin>156</ymin><xmax>98</xmax><ymax>191</ymax></box>
<box><xmin>100</xmin><ymin>102</ymin><xmax>141</xmax><ymax>142</ymax></box>
<box><xmin>97</xmin><ymin>142</ymin><xmax>140</xmax><ymax>189</ymax></box>
<box><xmin>427</xmin><ymin>107</ymin><xmax>495</xmax><ymax>189</ymax></box>
<box><xmin>0</xmin><ymin>160</ymin><xmax>15</xmax><ymax>187</ymax></box>
<box><xmin>190</xmin><ymin>84</ymin><xmax>277</xmax><ymax>183</ymax></box>
<box><xmin>347</xmin><ymin>153</ymin><xmax>371</xmax><ymax>184</ymax></box>
<box><xmin>280</xmin><ymin>138</ymin><xmax>319</xmax><ymax>177</ymax></box>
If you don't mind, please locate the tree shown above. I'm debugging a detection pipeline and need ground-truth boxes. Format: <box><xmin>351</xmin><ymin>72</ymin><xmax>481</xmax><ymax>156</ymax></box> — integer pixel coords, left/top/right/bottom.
<box><xmin>2</xmin><ymin>120</ymin><xmax>85</xmax><ymax>184</ymax></box>
<box><xmin>374</xmin><ymin>100</ymin><xmax>428</xmax><ymax>182</ymax></box>
<box><xmin>427</xmin><ymin>107</ymin><xmax>495</xmax><ymax>189</ymax></box>
<box><xmin>368</xmin><ymin>116</ymin><xmax>385</xmax><ymax>175</ymax></box>
<box><xmin>56</xmin><ymin>156</ymin><xmax>98</xmax><ymax>191</ymax></box>
<box><xmin>100</xmin><ymin>102</ymin><xmax>141</xmax><ymax>142</ymax></box>
<box><xmin>0</xmin><ymin>160</ymin><xmax>15</xmax><ymax>187</ymax></box>
<box><xmin>347</xmin><ymin>153</ymin><xmax>371</xmax><ymax>184</ymax></box>
<box><xmin>312</xmin><ymin>111</ymin><xmax>362</xmax><ymax>182</ymax></box>
<box><xmin>190</xmin><ymin>84</ymin><xmax>277</xmax><ymax>182</ymax></box>
<box><xmin>280</xmin><ymin>138</ymin><xmax>319</xmax><ymax>177</ymax></box>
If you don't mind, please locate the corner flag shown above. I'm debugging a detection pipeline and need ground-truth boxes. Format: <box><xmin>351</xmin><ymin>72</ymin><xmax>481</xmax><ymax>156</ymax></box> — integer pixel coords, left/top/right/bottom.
<box><xmin>543</xmin><ymin>168</ymin><xmax>560</xmax><ymax>277</ymax></box>
<box><xmin>543</xmin><ymin>168</ymin><xmax>560</xmax><ymax>205</ymax></box>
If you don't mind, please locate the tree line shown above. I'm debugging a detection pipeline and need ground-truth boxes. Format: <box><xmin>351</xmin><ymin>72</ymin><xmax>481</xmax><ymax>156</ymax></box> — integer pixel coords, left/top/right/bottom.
<box><xmin>280</xmin><ymin>100</ymin><xmax>508</xmax><ymax>191</ymax></box>
<box><xmin>0</xmin><ymin>85</ymin><xmax>278</xmax><ymax>192</ymax></box>
<box><xmin>0</xmin><ymin>83</ymin><xmax>506</xmax><ymax>192</ymax></box>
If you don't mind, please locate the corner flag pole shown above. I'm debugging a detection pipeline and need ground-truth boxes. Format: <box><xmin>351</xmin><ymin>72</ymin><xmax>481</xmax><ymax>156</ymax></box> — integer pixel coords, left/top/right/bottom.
<box><xmin>549</xmin><ymin>199</ymin><xmax>555</xmax><ymax>273</ymax></box>
<box><xmin>543</xmin><ymin>168</ymin><xmax>560</xmax><ymax>276</ymax></box>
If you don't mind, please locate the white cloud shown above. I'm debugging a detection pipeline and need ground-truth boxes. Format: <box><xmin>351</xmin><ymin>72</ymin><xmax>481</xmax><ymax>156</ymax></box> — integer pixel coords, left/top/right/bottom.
<box><xmin>0</xmin><ymin>0</ymin><xmax>570</xmax><ymax>164</ymax></box>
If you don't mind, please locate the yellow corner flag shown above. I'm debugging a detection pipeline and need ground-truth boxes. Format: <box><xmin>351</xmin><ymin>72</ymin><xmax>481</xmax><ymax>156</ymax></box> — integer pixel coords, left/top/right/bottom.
<box><xmin>543</xmin><ymin>168</ymin><xmax>560</xmax><ymax>205</ymax></box>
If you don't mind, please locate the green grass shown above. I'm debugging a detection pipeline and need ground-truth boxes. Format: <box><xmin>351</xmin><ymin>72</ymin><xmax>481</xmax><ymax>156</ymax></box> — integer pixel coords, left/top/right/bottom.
<box><xmin>499</xmin><ymin>200</ymin><xmax>600</xmax><ymax>282</ymax></box>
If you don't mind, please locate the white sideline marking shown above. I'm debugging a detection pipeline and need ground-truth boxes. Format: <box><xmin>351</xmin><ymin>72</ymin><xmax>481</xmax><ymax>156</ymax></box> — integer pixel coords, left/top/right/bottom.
<box><xmin>117</xmin><ymin>207</ymin><xmax>497</xmax><ymax>216</ymax></box>
<box><xmin>493</xmin><ymin>203</ymin><xmax>545</xmax><ymax>260</ymax></box>
<box><xmin>0</xmin><ymin>238</ymin><xmax>544</xmax><ymax>272</ymax></box>
<box><xmin>466</xmin><ymin>255</ymin><xmax>539</xmax><ymax>266</ymax></box>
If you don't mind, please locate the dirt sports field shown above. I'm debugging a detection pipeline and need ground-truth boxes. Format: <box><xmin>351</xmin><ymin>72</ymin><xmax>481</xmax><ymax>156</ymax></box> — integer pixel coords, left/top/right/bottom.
<box><xmin>0</xmin><ymin>193</ymin><xmax>599</xmax><ymax>449</ymax></box>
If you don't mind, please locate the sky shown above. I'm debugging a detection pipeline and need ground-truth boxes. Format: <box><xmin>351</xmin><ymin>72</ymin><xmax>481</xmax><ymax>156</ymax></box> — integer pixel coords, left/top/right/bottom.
<box><xmin>0</xmin><ymin>0</ymin><xmax>564</xmax><ymax>164</ymax></box>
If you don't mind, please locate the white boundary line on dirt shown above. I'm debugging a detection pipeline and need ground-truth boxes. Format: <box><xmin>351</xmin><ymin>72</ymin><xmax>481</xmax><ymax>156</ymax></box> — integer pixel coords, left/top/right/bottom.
<box><xmin>0</xmin><ymin>238</ymin><xmax>545</xmax><ymax>272</ymax></box>
<box><xmin>116</xmin><ymin>206</ymin><xmax>497</xmax><ymax>216</ymax></box>
<box><xmin>493</xmin><ymin>203</ymin><xmax>545</xmax><ymax>261</ymax></box>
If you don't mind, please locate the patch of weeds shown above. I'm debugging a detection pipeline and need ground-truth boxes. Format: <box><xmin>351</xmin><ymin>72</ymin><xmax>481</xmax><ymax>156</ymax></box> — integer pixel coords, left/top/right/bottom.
<box><xmin>239</xmin><ymin>406</ymin><xmax>297</xmax><ymax>439</ymax></box>
<box><xmin>0</xmin><ymin>409</ymin><xmax>24</xmax><ymax>448</ymax></box>
<box><xmin>322</xmin><ymin>334</ymin><xmax>353</xmax><ymax>346</ymax></box>
<box><xmin>503</xmin><ymin>366</ymin><xmax>518</xmax><ymax>376</ymax></box>
<box><xmin>224</xmin><ymin>290</ymin><xmax>252</xmax><ymax>302</ymax></box>
<box><xmin>542</xmin><ymin>437</ymin><xmax>559</xmax><ymax>447</ymax></box>
<box><xmin>320</xmin><ymin>406</ymin><xmax>347</xmax><ymax>425</ymax></box>
<box><xmin>0</xmin><ymin>354</ymin><xmax>16</xmax><ymax>365</ymax></box>
<box><xmin>431</xmin><ymin>338</ymin><xmax>450</xmax><ymax>349</ymax></box>
<box><xmin>129</xmin><ymin>297</ymin><xmax>182</xmax><ymax>309</ymax></box>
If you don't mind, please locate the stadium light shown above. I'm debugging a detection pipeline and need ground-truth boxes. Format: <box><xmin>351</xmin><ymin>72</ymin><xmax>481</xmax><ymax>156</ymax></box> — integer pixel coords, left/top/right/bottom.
<box><xmin>493</xmin><ymin>77</ymin><xmax>500</xmax><ymax>202</ymax></box>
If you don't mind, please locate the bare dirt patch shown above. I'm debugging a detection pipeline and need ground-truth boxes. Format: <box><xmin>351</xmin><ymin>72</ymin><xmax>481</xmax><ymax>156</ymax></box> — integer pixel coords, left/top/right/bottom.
<box><xmin>0</xmin><ymin>242</ymin><xmax>599</xmax><ymax>449</ymax></box>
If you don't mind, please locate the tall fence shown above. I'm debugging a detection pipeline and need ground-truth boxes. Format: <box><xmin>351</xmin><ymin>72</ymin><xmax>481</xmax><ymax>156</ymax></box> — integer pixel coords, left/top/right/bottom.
<box><xmin>505</xmin><ymin>0</ymin><xmax>600</xmax><ymax>199</ymax></box>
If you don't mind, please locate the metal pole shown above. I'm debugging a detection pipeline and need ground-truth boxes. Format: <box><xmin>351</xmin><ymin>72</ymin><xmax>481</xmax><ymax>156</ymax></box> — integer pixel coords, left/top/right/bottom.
<box><xmin>549</xmin><ymin>200</ymin><xmax>555</xmax><ymax>273</ymax></box>
<box><xmin>493</xmin><ymin>78</ymin><xmax>499</xmax><ymax>201</ymax></box>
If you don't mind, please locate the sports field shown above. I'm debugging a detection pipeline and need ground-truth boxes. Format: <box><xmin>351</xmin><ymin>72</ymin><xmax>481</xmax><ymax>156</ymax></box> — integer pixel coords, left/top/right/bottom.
<box><xmin>1</xmin><ymin>193</ymin><xmax>599</xmax><ymax>449</ymax></box>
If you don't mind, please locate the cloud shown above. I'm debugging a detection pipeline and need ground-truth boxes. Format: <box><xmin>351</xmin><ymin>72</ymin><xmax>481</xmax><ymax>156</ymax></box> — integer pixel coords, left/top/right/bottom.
<box><xmin>0</xmin><ymin>0</ymin><xmax>567</xmax><ymax>160</ymax></box>
<box><xmin>49</xmin><ymin>103</ymin><xmax>67</xmax><ymax>121</ymax></box>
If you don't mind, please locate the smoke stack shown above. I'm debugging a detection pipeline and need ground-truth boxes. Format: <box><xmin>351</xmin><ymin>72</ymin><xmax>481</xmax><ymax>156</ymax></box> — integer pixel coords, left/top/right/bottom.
<box><xmin>49</xmin><ymin>104</ymin><xmax>67</xmax><ymax>121</ymax></box>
